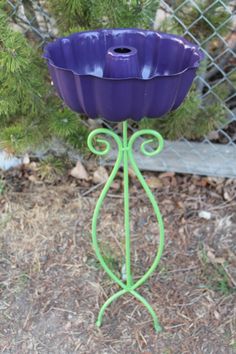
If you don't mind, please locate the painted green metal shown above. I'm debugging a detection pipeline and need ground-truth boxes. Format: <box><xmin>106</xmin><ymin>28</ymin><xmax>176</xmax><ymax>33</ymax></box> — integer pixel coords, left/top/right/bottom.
<box><xmin>87</xmin><ymin>121</ymin><xmax>165</xmax><ymax>332</ymax></box>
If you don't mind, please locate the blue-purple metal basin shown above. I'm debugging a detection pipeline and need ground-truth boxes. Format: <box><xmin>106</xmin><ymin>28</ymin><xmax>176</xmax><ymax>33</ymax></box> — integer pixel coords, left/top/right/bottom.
<box><xmin>43</xmin><ymin>28</ymin><xmax>204</xmax><ymax>122</ymax></box>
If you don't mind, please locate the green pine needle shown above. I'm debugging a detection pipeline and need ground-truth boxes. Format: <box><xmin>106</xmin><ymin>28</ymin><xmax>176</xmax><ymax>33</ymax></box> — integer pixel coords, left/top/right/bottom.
<box><xmin>140</xmin><ymin>89</ymin><xmax>227</xmax><ymax>140</ymax></box>
<box><xmin>38</xmin><ymin>155</ymin><xmax>66</xmax><ymax>182</ymax></box>
<box><xmin>49</xmin><ymin>109</ymin><xmax>81</xmax><ymax>138</ymax></box>
<box><xmin>0</xmin><ymin>0</ymin><xmax>232</xmax><ymax>154</ymax></box>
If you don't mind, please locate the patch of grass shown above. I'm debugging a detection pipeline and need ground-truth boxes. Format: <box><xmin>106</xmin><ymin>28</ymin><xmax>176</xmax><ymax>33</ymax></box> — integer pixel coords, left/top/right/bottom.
<box><xmin>87</xmin><ymin>243</ymin><xmax>120</xmax><ymax>277</ymax></box>
<box><xmin>0</xmin><ymin>214</ymin><xmax>11</xmax><ymax>230</ymax></box>
<box><xmin>213</xmin><ymin>266</ymin><xmax>234</xmax><ymax>295</ymax></box>
<box><xmin>198</xmin><ymin>244</ymin><xmax>235</xmax><ymax>295</ymax></box>
<box><xmin>198</xmin><ymin>244</ymin><xmax>209</xmax><ymax>264</ymax></box>
<box><xmin>159</xmin><ymin>265</ymin><xmax>170</xmax><ymax>279</ymax></box>
<box><xmin>37</xmin><ymin>155</ymin><xmax>66</xmax><ymax>182</ymax></box>
<box><xmin>0</xmin><ymin>177</ymin><xmax>5</xmax><ymax>195</ymax></box>
<box><xmin>19</xmin><ymin>273</ymin><xmax>30</xmax><ymax>285</ymax></box>
<box><xmin>230</xmin><ymin>341</ymin><xmax>236</xmax><ymax>350</ymax></box>
<box><xmin>15</xmin><ymin>273</ymin><xmax>31</xmax><ymax>293</ymax></box>
<box><xmin>163</xmin><ymin>350</ymin><xmax>172</xmax><ymax>354</ymax></box>
<box><xmin>103</xmin><ymin>252</ymin><xmax>120</xmax><ymax>275</ymax></box>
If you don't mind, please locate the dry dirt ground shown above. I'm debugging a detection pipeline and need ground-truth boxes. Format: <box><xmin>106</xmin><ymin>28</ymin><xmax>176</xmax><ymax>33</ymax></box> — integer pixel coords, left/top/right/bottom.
<box><xmin>0</xmin><ymin>168</ymin><xmax>236</xmax><ymax>353</ymax></box>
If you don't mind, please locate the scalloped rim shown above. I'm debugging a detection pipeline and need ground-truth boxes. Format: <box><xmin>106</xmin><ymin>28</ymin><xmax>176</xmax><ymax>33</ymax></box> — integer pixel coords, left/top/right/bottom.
<box><xmin>43</xmin><ymin>28</ymin><xmax>204</xmax><ymax>81</ymax></box>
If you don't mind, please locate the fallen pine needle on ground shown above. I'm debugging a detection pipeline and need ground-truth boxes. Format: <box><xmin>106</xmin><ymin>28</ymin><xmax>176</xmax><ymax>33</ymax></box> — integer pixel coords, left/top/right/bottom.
<box><xmin>0</xmin><ymin>168</ymin><xmax>236</xmax><ymax>353</ymax></box>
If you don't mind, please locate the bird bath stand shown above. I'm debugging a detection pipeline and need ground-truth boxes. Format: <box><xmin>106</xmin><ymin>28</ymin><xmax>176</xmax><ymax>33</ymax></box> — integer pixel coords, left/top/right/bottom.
<box><xmin>44</xmin><ymin>28</ymin><xmax>203</xmax><ymax>332</ymax></box>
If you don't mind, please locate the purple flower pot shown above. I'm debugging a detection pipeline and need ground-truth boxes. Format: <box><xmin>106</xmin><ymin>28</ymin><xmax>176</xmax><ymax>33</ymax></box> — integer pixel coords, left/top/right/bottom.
<box><xmin>43</xmin><ymin>28</ymin><xmax>204</xmax><ymax>122</ymax></box>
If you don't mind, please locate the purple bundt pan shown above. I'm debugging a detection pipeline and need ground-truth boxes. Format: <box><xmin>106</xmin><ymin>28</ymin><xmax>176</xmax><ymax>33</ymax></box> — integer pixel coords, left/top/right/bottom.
<box><xmin>43</xmin><ymin>28</ymin><xmax>204</xmax><ymax>122</ymax></box>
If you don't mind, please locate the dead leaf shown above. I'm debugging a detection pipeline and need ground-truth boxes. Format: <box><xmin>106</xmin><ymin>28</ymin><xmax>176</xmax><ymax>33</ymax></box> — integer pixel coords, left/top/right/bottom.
<box><xmin>199</xmin><ymin>179</ymin><xmax>208</xmax><ymax>187</ymax></box>
<box><xmin>205</xmin><ymin>246</ymin><xmax>225</xmax><ymax>265</ymax></box>
<box><xmin>207</xmin><ymin>131</ymin><xmax>220</xmax><ymax>141</ymax></box>
<box><xmin>188</xmin><ymin>184</ymin><xmax>196</xmax><ymax>192</ymax></box>
<box><xmin>171</xmin><ymin>176</ymin><xmax>177</xmax><ymax>186</ymax></box>
<box><xmin>29</xmin><ymin>162</ymin><xmax>37</xmax><ymax>170</ymax></box>
<box><xmin>146</xmin><ymin>176</ymin><xmax>163</xmax><ymax>189</ymax></box>
<box><xmin>192</xmin><ymin>176</ymin><xmax>208</xmax><ymax>187</ymax></box>
<box><xmin>214</xmin><ymin>310</ymin><xmax>220</xmax><ymax>320</ymax></box>
<box><xmin>70</xmin><ymin>161</ymin><xmax>89</xmax><ymax>180</ymax></box>
<box><xmin>159</xmin><ymin>172</ymin><xmax>175</xmax><ymax>179</ymax></box>
<box><xmin>93</xmin><ymin>166</ymin><xmax>109</xmax><ymax>184</ymax></box>
<box><xmin>207</xmin><ymin>177</ymin><xmax>225</xmax><ymax>186</ymax></box>
<box><xmin>111</xmin><ymin>180</ymin><xmax>121</xmax><ymax>191</ymax></box>
<box><xmin>28</xmin><ymin>175</ymin><xmax>40</xmax><ymax>183</ymax></box>
<box><xmin>177</xmin><ymin>201</ymin><xmax>185</xmax><ymax>209</ymax></box>
<box><xmin>128</xmin><ymin>168</ymin><xmax>136</xmax><ymax>179</ymax></box>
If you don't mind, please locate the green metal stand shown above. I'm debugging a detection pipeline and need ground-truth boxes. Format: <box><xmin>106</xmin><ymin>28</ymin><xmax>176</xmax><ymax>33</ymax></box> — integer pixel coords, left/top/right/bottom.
<box><xmin>87</xmin><ymin>121</ymin><xmax>165</xmax><ymax>332</ymax></box>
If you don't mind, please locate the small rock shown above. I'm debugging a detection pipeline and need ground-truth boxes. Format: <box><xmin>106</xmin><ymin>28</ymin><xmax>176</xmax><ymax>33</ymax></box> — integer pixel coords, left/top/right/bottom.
<box><xmin>57</xmin><ymin>246</ymin><xmax>64</xmax><ymax>253</ymax></box>
<box><xmin>198</xmin><ymin>210</ymin><xmax>212</xmax><ymax>220</ymax></box>
<box><xmin>0</xmin><ymin>151</ymin><xmax>22</xmax><ymax>170</ymax></box>
<box><xmin>40</xmin><ymin>255</ymin><xmax>48</xmax><ymax>263</ymax></box>
<box><xmin>93</xmin><ymin>166</ymin><xmax>109</xmax><ymax>184</ymax></box>
<box><xmin>223</xmin><ymin>190</ymin><xmax>232</xmax><ymax>201</ymax></box>
<box><xmin>214</xmin><ymin>310</ymin><xmax>220</xmax><ymax>320</ymax></box>
<box><xmin>22</xmin><ymin>154</ymin><xmax>30</xmax><ymax>165</ymax></box>
<box><xmin>87</xmin><ymin>118</ymin><xmax>102</xmax><ymax>129</ymax></box>
<box><xmin>64</xmin><ymin>321</ymin><xmax>71</xmax><ymax>330</ymax></box>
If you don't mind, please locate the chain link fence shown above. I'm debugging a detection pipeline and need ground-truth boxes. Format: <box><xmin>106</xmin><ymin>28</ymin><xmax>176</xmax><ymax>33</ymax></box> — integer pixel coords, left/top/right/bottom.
<box><xmin>5</xmin><ymin>0</ymin><xmax>236</xmax><ymax>177</ymax></box>
<box><xmin>151</xmin><ymin>0</ymin><xmax>236</xmax><ymax>177</ymax></box>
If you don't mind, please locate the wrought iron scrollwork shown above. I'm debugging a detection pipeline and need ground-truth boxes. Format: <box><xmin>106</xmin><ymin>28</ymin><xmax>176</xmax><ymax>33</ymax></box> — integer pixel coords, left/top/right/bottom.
<box><xmin>87</xmin><ymin>122</ymin><xmax>165</xmax><ymax>332</ymax></box>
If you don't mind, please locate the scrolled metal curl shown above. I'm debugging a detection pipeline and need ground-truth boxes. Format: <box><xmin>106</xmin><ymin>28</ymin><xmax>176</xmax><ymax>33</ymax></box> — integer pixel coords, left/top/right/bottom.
<box><xmin>87</xmin><ymin>128</ymin><xmax>122</xmax><ymax>156</ymax></box>
<box><xmin>128</xmin><ymin>129</ymin><xmax>164</xmax><ymax>157</ymax></box>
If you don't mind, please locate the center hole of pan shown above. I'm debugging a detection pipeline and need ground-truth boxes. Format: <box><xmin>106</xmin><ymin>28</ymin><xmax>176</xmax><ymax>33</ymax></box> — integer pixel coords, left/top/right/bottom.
<box><xmin>114</xmin><ymin>47</ymin><xmax>131</xmax><ymax>54</ymax></box>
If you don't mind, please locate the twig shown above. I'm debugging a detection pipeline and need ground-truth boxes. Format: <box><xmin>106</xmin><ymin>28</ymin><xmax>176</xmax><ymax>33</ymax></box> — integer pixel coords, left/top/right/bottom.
<box><xmin>106</xmin><ymin>193</ymin><xmax>136</xmax><ymax>199</ymax></box>
<box><xmin>167</xmin><ymin>266</ymin><xmax>198</xmax><ymax>273</ymax></box>
<box><xmin>164</xmin><ymin>323</ymin><xmax>186</xmax><ymax>329</ymax></box>
<box><xmin>82</xmin><ymin>182</ymin><xmax>104</xmax><ymax>196</ymax></box>
<box><xmin>51</xmin><ymin>307</ymin><xmax>77</xmax><ymax>315</ymax></box>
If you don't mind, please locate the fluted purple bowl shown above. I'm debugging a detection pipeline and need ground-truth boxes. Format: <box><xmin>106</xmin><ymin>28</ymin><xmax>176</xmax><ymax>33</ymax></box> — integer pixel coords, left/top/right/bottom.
<box><xmin>43</xmin><ymin>28</ymin><xmax>204</xmax><ymax>122</ymax></box>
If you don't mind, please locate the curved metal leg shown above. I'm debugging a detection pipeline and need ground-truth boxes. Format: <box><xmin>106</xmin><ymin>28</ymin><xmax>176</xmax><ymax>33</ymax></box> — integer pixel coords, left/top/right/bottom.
<box><xmin>87</xmin><ymin>121</ymin><xmax>165</xmax><ymax>332</ymax></box>
<box><xmin>96</xmin><ymin>289</ymin><xmax>127</xmax><ymax>327</ymax></box>
<box><xmin>130</xmin><ymin>290</ymin><xmax>162</xmax><ymax>333</ymax></box>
